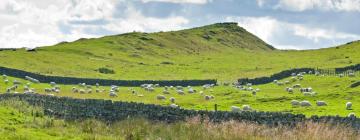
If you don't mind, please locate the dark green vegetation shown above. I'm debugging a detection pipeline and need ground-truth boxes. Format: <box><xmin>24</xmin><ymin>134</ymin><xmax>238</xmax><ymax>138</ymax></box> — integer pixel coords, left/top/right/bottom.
<box><xmin>0</xmin><ymin>23</ymin><xmax>359</xmax><ymax>81</ymax></box>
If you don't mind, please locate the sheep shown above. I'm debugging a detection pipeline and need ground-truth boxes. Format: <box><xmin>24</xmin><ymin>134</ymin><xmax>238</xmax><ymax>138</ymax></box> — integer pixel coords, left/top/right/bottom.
<box><xmin>273</xmin><ymin>80</ymin><xmax>278</xmax><ymax>84</ymax></box>
<box><xmin>252</xmin><ymin>91</ymin><xmax>257</xmax><ymax>96</ymax></box>
<box><xmin>170</xmin><ymin>97</ymin><xmax>175</xmax><ymax>103</ymax></box>
<box><xmin>231</xmin><ymin>106</ymin><xmax>241</xmax><ymax>112</ymax></box>
<box><xmin>199</xmin><ymin>91</ymin><xmax>204</xmax><ymax>95</ymax></box>
<box><xmin>50</xmin><ymin>82</ymin><xmax>56</xmax><ymax>87</ymax></box>
<box><xmin>349</xmin><ymin>72</ymin><xmax>355</xmax><ymax>77</ymax></box>
<box><xmin>246</xmin><ymin>83</ymin><xmax>252</xmax><ymax>86</ymax></box>
<box><xmin>300</xmin><ymin>101</ymin><xmax>311</xmax><ymax>107</ymax></box>
<box><xmin>163</xmin><ymin>90</ymin><xmax>170</xmax><ymax>94</ymax></box>
<box><xmin>303</xmin><ymin>92</ymin><xmax>313</xmax><ymax>96</ymax></box>
<box><xmin>315</xmin><ymin>71</ymin><xmax>320</xmax><ymax>76</ymax></box>
<box><xmin>96</xmin><ymin>89</ymin><xmax>100</xmax><ymax>93</ymax></box>
<box><xmin>291</xmin><ymin>77</ymin><xmax>297</xmax><ymax>82</ymax></box>
<box><xmin>291</xmin><ymin>73</ymin><xmax>296</xmax><ymax>76</ymax></box>
<box><xmin>316</xmin><ymin>101</ymin><xmax>327</xmax><ymax>106</ymax></box>
<box><xmin>223</xmin><ymin>82</ymin><xmax>230</xmax><ymax>86</ymax></box>
<box><xmin>277</xmin><ymin>82</ymin><xmax>284</xmax><ymax>86</ymax></box>
<box><xmin>72</xmin><ymin>87</ymin><xmax>79</xmax><ymax>93</ymax></box>
<box><xmin>2</xmin><ymin>74</ymin><xmax>7</xmax><ymax>79</ymax></box>
<box><xmin>87</xmin><ymin>89</ymin><xmax>92</xmax><ymax>94</ymax></box>
<box><xmin>255</xmin><ymin>88</ymin><xmax>260</xmax><ymax>92</ymax></box>
<box><xmin>286</xmin><ymin>87</ymin><xmax>294</xmax><ymax>93</ymax></box>
<box><xmin>346</xmin><ymin>102</ymin><xmax>352</xmax><ymax>110</ymax></box>
<box><xmin>95</xmin><ymin>83</ymin><xmax>99</xmax><ymax>88</ymax></box>
<box><xmin>4</xmin><ymin>79</ymin><xmax>9</xmax><ymax>84</ymax></box>
<box><xmin>300</xmin><ymin>87</ymin><xmax>312</xmax><ymax>93</ymax></box>
<box><xmin>156</xmin><ymin>95</ymin><xmax>166</xmax><ymax>100</ymax></box>
<box><xmin>176</xmin><ymin>86</ymin><xmax>183</xmax><ymax>90</ymax></box>
<box><xmin>242</xmin><ymin>105</ymin><xmax>251</xmax><ymax>111</ymax></box>
<box><xmin>170</xmin><ymin>104</ymin><xmax>179</xmax><ymax>108</ymax></box>
<box><xmin>291</xmin><ymin>100</ymin><xmax>300</xmax><ymax>106</ymax></box>
<box><xmin>205</xmin><ymin>95</ymin><xmax>211</xmax><ymax>100</ymax></box>
<box><xmin>348</xmin><ymin>113</ymin><xmax>356</xmax><ymax>118</ymax></box>
<box><xmin>54</xmin><ymin>89</ymin><xmax>60</xmax><ymax>93</ymax></box>
<box><xmin>109</xmin><ymin>92</ymin><xmax>118</xmax><ymax>97</ymax></box>
<box><xmin>298</xmin><ymin>77</ymin><xmax>303</xmax><ymax>80</ymax></box>
<box><xmin>284</xmin><ymin>81</ymin><xmax>290</xmax><ymax>85</ymax></box>
<box><xmin>188</xmin><ymin>88</ymin><xmax>195</xmax><ymax>93</ymax></box>
<box><xmin>79</xmin><ymin>89</ymin><xmax>85</xmax><ymax>94</ymax></box>
<box><xmin>138</xmin><ymin>94</ymin><xmax>144</xmax><ymax>97</ymax></box>
<box><xmin>44</xmin><ymin>88</ymin><xmax>52</xmax><ymax>93</ymax></box>
<box><xmin>13</xmin><ymin>80</ymin><xmax>21</xmax><ymax>85</ymax></box>
<box><xmin>177</xmin><ymin>90</ymin><xmax>184</xmax><ymax>95</ymax></box>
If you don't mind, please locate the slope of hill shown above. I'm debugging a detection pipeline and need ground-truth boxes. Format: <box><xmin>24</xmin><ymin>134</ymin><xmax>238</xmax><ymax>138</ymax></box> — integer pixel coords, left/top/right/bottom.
<box><xmin>0</xmin><ymin>23</ymin><xmax>359</xmax><ymax>81</ymax></box>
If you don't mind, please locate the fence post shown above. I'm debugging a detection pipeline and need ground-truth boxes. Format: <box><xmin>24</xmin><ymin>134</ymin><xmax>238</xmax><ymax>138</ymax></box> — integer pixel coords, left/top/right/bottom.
<box><xmin>214</xmin><ymin>104</ymin><xmax>218</xmax><ymax>111</ymax></box>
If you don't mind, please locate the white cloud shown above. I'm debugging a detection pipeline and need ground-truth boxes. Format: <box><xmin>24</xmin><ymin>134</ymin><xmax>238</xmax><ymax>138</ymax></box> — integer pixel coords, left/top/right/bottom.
<box><xmin>226</xmin><ymin>16</ymin><xmax>360</xmax><ymax>49</ymax></box>
<box><xmin>275</xmin><ymin>0</ymin><xmax>360</xmax><ymax>12</ymax></box>
<box><xmin>0</xmin><ymin>0</ymin><xmax>189</xmax><ymax>48</ymax></box>
<box><xmin>141</xmin><ymin>0</ymin><xmax>209</xmax><ymax>4</ymax></box>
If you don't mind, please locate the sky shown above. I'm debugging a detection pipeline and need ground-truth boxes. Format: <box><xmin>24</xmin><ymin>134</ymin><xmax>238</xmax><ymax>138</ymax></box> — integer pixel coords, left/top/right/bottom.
<box><xmin>0</xmin><ymin>0</ymin><xmax>359</xmax><ymax>50</ymax></box>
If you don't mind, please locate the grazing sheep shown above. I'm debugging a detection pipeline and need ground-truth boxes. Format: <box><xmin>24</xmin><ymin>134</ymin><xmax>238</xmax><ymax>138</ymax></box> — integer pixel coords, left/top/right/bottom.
<box><xmin>291</xmin><ymin>100</ymin><xmax>300</xmax><ymax>106</ymax></box>
<box><xmin>137</xmin><ymin>94</ymin><xmax>144</xmax><ymax>97</ymax></box>
<box><xmin>50</xmin><ymin>82</ymin><xmax>56</xmax><ymax>87</ymax></box>
<box><xmin>170</xmin><ymin>104</ymin><xmax>179</xmax><ymax>108</ymax></box>
<box><xmin>199</xmin><ymin>91</ymin><xmax>204</xmax><ymax>95</ymax></box>
<box><xmin>170</xmin><ymin>97</ymin><xmax>175</xmax><ymax>103</ymax></box>
<box><xmin>13</xmin><ymin>80</ymin><xmax>21</xmax><ymax>85</ymax></box>
<box><xmin>273</xmin><ymin>80</ymin><xmax>278</xmax><ymax>84</ymax></box>
<box><xmin>300</xmin><ymin>101</ymin><xmax>311</xmax><ymax>107</ymax></box>
<box><xmin>205</xmin><ymin>95</ymin><xmax>211</xmax><ymax>100</ymax></box>
<box><xmin>188</xmin><ymin>88</ymin><xmax>195</xmax><ymax>93</ymax></box>
<box><xmin>87</xmin><ymin>89</ymin><xmax>92</xmax><ymax>94</ymax></box>
<box><xmin>284</xmin><ymin>81</ymin><xmax>290</xmax><ymax>85</ymax></box>
<box><xmin>2</xmin><ymin>74</ymin><xmax>7</xmax><ymax>79</ymax></box>
<box><xmin>72</xmin><ymin>87</ymin><xmax>79</xmax><ymax>93</ymax></box>
<box><xmin>286</xmin><ymin>87</ymin><xmax>294</xmax><ymax>93</ymax></box>
<box><xmin>246</xmin><ymin>83</ymin><xmax>252</xmax><ymax>86</ymax></box>
<box><xmin>156</xmin><ymin>95</ymin><xmax>166</xmax><ymax>100</ymax></box>
<box><xmin>293</xmin><ymin>84</ymin><xmax>301</xmax><ymax>88</ymax></box>
<box><xmin>348</xmin><ymin>113</ymin><xmax>356</xmax><ymax>118</ymax></box>
<box><xmin>79</xmin><ymin>89</ymin><xmax>85</xmax><ymax>94</ymax></box>
<box><xmin>242</xmin><ymin>105</ymin><xmax>251</xmax><ymax>111</ymax></box>
<box><xmin>252</xmin><ymin>91</ymin><xmax>256</xmax><ymax>96</ymax></box>
<box><xmin>255</xmin><ymin>88</ymin><xmax>260</xmax><ymax>92</ymax></box>
<box><xmin>109</xmin><ymin>92</ymin><xmax>118</xmax><ymax>97</ymax></box>
<box><xmin>163</xmin><ymin>90</ymin><xmax>170</xmax><ymax>94</ymax></box>
<box><xmin>346</xmin><ymin>102</ymin><xmax>352</xmax><ymax>110</ymax></box>
<box><xmin>4</xmin><ymin>79</ymin><xmax>9</xmax><ymax>84</ymax></box>
<box><xmin>277</xmin><ymin>82</ymin><xmax>284</xmax><ymax>86</ymax></box>
<box><xmin>231</xmin><ymin>106</ymin><xmax>241</xmax><ymax>112</ymax></box>
<box><xmin>44</xmin><ymin>88</ymin><xmax>52</xmax><ymax>93</ymax></box>
<box><xmin>300</xmin><ymin>87</ymin><xmax>312</xmax><ymax>93</ymax></box>
<box><xmin>96</xmin><ymin>89</ymin><xmax>100</xmax><ymax>93</ymax></box>
<box><xmin>223</xmin><ymin>82</ymin><xmax>230</xmax><ymax>86</ymax></box>
<box><xmin>95</xmin><ymin>83</ymin><xmax>99</xmax><ymax>88</ymax></box>
<box><xmin>177</xmin><ymin>90</ymin><xmax>184</xmax><ymax>95</ymax></box>
<box><xmin>316</xmin><ymin>101</ymin><xmax>327</xmax><ymax>106</ymax></box>
<box><xmin>303</xmin><ymin>92</ymin><xmax>313</xmax><ymax>96</ymax></box>
<box><xmin>291</xmin><ymin>73</ymin><xmax>296</xmax><ymax>76</ymax></box>
<box><xmin>349</xmin><ymin>72</ymin><xmax>355</xmax><ymax>77</ymax></box>
<box><xmin>291</xmin><ymin>77</ymin><xmax>297</xmax><ymax>82</ymax></box>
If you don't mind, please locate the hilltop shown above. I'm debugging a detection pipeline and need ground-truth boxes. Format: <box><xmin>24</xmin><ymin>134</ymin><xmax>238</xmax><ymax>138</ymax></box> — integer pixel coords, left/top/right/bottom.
<box><xmin>0</xmin><ymin>22</ymin><xmax>359</xmax><ymax>80</ymax></box>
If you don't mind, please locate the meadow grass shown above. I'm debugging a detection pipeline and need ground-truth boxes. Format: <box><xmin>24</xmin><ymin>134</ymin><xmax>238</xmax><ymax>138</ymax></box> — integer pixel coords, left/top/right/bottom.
<box><xmin>1</xmin><ymin>74</ymin><xmax>360</xmax><ymax>117</ymax></box>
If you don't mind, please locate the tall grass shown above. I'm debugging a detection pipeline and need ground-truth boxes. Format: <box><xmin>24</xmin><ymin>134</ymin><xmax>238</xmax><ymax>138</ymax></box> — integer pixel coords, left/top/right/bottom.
<box><xmin>0</xmin><ymin>99</ymin><xmax>359</xmax><ymax>139</ymax></box>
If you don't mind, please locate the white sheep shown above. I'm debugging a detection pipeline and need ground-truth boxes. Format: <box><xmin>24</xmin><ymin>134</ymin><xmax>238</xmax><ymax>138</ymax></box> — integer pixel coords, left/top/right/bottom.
<box><xmin>4</xmin><ymin>79</ymin><xmax>9</xmax><ymax>84</ymax></box>
<box><xmin>50</xmin><ymin>82</ymin><xmax>56</xmax><ymax>87</ymax></box>
<box><xmin>156</xmin><ymin>95</ymin><xmax>166</xmax><ymax>100</ymax></box>
<box><xmin>109</xmin><ymin>92</ymin><xmax>118</xmax><ymax>97</ymax></box>
<box><xmin>205</xmin><ymin>95</ymin><xmax>211</xmax><ymax>100</ymax></box>
<box><xmin>25</xmin><ymin>76</ymin><xmax>40</xmax><ymax>83</ymax></box>
<box><xmin>252</xmin><ymin>91</ymin><xmax>256</xmax><ymax>95</ymax></box>
<box><xmin>170</xmin><ymin>104</ymin><xmax>179</xmax><ymax>108</ymax></box>
<box><xmin>348</xmin><ymin>113</ymin><xmax>356</xmax><ymax>118</ymax></box>
<box><xmin>188</xmin><ymin>88</ymin><xmax>195</xmax><ymax>93</ymax></box>
<box><xmin>346</xmin><ymin>102</ymin><xmax>352</xmax><ymax>110</ymax></box>
<box><xmin>291</xmin><ymin>100</ymin><xmax>300</xmax><ymax>106</ymax></box>
<box><xmin>242</xmin><ymin>105</ymin><xmax>251</xmax><ymax>111</ymax></box>
<box><xmin>79</xmin><ymin>89</ymin><xmax>85</xmax><ymax>94</ymax></box>
<box><xmin>316</xmin><ymin>101</ymin><xmax>327</xmax><ymax>106</ymax></box>
<box><xmin>231</xmin><ymin>106</ymin><xmax>241</xmax><ymax>112</ymax></box>
<box><xmin>170</xmin><ymin>97</ymin><xmax>175</xmax><ymax>103</ymax></box>
<box><xmin>2</xmin><ymin>74</ymin><xmax>7</xmax><ymax>79</ymax></box>
<box><xmin>163</xmin><ymin>90</ymin><xmax>170</xmax><ymax>94</ymax></box>
<box><xmin>44</xmin><ymin>88</ymin><xmax>52</xmax><ymax>93</ymax></box>
<box><xmin>177</xmin><ymin>90</ymin><xmax>184</xmax><ymax>95</ymax></box>
<box><xmin>300</xmin><ymin>101</ymin><xmax>311</xmax><ymax>107</ymax></box>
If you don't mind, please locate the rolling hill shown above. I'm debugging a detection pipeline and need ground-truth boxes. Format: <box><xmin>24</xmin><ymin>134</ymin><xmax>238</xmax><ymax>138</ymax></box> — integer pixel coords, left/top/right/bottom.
<box><xmin>0</xmin><ymin>22</ymin><xmax>359</xmax><ymax>81</ymax></box>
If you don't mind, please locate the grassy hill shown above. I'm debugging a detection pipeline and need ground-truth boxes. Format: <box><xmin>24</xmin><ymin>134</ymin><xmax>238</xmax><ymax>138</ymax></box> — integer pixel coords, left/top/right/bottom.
<box><xmin>0</xmin><ymin>23</ymin><xmax>359</xmax><ymax>81</ymax></box>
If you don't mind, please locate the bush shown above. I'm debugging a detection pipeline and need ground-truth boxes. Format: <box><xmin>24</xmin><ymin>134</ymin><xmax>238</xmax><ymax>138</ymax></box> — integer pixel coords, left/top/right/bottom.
<box><xmin>98</xmin><ymin>67</ymin><xmax>115</xmax><ymax>74</ymax></box>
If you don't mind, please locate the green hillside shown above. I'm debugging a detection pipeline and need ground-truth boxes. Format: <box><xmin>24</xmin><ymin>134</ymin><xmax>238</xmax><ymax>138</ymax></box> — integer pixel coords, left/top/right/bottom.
<box><xmin>0</xmin><ymin>23</ymin><xmax>359</xmax><ymax>81</ymax></box>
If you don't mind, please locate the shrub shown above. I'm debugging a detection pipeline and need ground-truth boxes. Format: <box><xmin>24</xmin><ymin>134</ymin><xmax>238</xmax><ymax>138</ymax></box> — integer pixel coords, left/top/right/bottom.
<box><xmin>98</xmin><ymin>67</ymin><xmax>115</xmax><ymax>74</ymax></box>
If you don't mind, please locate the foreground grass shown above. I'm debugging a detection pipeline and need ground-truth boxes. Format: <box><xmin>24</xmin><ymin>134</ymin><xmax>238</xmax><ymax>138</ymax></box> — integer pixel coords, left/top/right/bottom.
<box><xmin>1</xmin><ymin>73</ymin><xmax>360</xmax><ymax>117</ymax></box>
<box><xmin>0</xmin><ymin>99</ymin><xmax>359</xmax><ymax>140</ymax></box>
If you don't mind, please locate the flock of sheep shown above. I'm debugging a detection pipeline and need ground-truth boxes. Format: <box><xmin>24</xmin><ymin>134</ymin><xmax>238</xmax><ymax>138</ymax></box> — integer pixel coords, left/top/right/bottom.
<box><xmin>0</xmin><ymin>70</ymin><xmax>357</xmax><ymax>116</ymax></box>
<box><xmin>231</xmin><ymin>70</ymin><xmax>356</xmax><ymax>116</ymax></box>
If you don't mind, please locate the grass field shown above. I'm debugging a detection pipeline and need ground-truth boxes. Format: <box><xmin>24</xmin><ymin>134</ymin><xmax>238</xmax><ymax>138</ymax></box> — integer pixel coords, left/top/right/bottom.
<box><xmin>2</xmin><ymin>72</ymin><xmax>359</xmax><ymax>117</ymax></box>
<box><xmin>0</xmin><ymin>99</ymin><xmax>358</xmax><ymax>140</ymax></box>
<box><xmin>0</xmin><ymin>23</ymin><xmax>359</xmax><ymax>81</ymax></box>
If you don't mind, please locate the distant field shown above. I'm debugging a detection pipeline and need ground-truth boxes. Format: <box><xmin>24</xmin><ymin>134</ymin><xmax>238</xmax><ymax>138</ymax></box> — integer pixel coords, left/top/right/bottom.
<box><xmin>2</xmin><ymin>73</ymin><xmax>359</xmax><ymax>117</ymax></box>
<box><xmin>0</xmin><ymin>23</ymin><xmax>359</xmax><ymax>81</ymax></box>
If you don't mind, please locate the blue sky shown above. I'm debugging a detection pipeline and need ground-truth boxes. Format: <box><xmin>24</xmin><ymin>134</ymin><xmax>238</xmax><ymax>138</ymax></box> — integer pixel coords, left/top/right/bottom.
<box><xmin>0</xmin><ymin>0</ymin><xmax>359</xmax><ymax>49</ymax></box>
